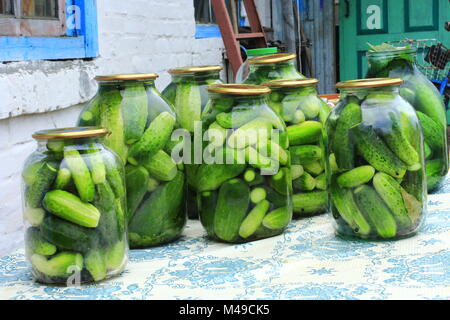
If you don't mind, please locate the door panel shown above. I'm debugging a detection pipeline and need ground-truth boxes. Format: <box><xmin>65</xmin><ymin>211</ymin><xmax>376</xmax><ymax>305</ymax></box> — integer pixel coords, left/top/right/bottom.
<box><xmin>340</xmin><ymin>0</ymin><xmax>450</xmax><ymax>81</ymax></box>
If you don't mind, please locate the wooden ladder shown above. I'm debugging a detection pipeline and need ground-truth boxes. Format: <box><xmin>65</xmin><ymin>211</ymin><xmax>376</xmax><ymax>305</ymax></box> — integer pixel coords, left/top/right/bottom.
<box><xmin>211</xmin><ymin>0</ymin><xmax>268</xmax><ymax>76</ymax></box>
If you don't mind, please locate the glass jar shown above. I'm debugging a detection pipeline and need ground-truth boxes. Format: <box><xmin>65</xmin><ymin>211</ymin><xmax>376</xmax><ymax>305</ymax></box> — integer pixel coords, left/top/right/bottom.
<box><xmin>235</xmin><ymin>47</ymin><xmax>278</xmax><ymax>83</ymax></box>
<box><xmin>22</xmin><ymin>127</ymin><xmax>128</xmax><ymax>285</ymax></box>
<box><xmin>242</xmin><ymin>53</ymin><xmax>305</xmax><ymax>84</ymax></box>
<box><xmin>263</xmin><ymin>79</ymin><xmax>331</xmax><ymax>218</ymax></box>
<box><xmin>198</xmin><ymin>84</ymin><xmax>293</xmax><ymax>243</ymax></box>
<box><xmin>366</xmin><ymin>46</ymin><xmax>449</xmax><ymax>192</ymax></box>
<box><xmin>162</xmin><ymin>65</ymin><xmax>223</xmax><ymax>220</ymax></box>
<box><xmin>78</xmin><ymin>74</ymin><xmax>186</xmax><ymax>248</ymax></box>
<box><xmin>326</xmin><ymin>78</ymin><xmax>427</xmax><ymax>240</ymax></box>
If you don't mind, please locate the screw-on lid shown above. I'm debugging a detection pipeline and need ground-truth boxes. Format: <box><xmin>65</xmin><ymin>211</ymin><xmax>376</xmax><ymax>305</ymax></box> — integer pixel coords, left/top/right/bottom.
<box><xmin>207</xmin><ymin>84</ymin><xmax>271</xmax><ymax>95</ymax></box>
<box><xmin>33</xmin><ymin>127</ymin><xmax>110</xmax><ymax>140</ymax></box>
<box><xmin>335</xmin><ymin>78</ymin><xmax>403</xmax><ymax>89</ymax></box>
<box><xmin>95</xmin><ymin>73</ymin><xmax>158</xmax><ymax>81</ymax></box>
<box><xmin>246</xmin><ymin>47</ymin><xmax>278</xmax><ymax>57</ymax></box>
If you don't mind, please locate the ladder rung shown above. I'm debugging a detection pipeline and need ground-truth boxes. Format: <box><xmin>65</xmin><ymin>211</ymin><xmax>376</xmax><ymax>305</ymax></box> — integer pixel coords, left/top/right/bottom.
<box><xmin>235</xmin><ymin>32</ymin><xmax>265</xmax><ymax>40</ymax></box>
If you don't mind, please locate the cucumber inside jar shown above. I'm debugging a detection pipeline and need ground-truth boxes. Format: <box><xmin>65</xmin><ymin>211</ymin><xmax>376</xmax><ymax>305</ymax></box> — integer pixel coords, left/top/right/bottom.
<box><xmin>326</xmin><ymin>79</ymin><xmax>426</xmax><ymax>240</ymax></box>
<box><xmin>161</xmin><ymin>66</ymin><xmax>224</xmax><ymax>220</ymax></box>
<box><xmin>263</xmin><ymin>79</ymin><xmax>331</xmax><ymax>218</ymax></box>
<box><xmin>198</xmin><ymin>84</ymin><xmax>293</xmax><ymax>243</ymax></box>
<box><xmin>77</xmin><ymin>74</ymin><xmax>187</xmax><ymax>248</ymax></box>
<box><xmin>243</xmin><ymin>53</ymin><xmax>305</xmax><ymax>85</ymax></box>
<box><xmin>22</xmin><ymin>128</ymin><xmax>128</xmax><ymax>285</ymax></box>
<box><xmin>366</xmin><ymin>44</ymin><xmax>449</xmax><ymax>192</ymax></box>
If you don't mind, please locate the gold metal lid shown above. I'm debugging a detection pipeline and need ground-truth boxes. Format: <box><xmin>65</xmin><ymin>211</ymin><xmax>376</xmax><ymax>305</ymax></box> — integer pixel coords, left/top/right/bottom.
<box><xmin>248</xmin><ymin>53</ymin><xmax>297</xmax><ymax>65</ymax></box>
<box><xmin>207</xmin><ymin>84</ymin><xmax>271</xmax><ymax>95</ymax></box>
<box><xmin>335</xmin><ymin>78</ymin><xmax>403</xmax><ymax>89</ymax></box>
<box><xmin>262</xmin><ymin>78</ymin><xmax>319</xmax><ymax>88</ymax></box>
<box><xmin>33</xmin><ymin>127</ymin><xmax>110</xmax><ymax>140</ymax></box>
<box><xmin>168</xmin><ymin>65</ymin><xmax>223</xmax><ymax>75</ymax></box>
<box><xmin>94</xmin><ymin>73</ymin><xmax>158</xmax><ymax>81</ymax></box>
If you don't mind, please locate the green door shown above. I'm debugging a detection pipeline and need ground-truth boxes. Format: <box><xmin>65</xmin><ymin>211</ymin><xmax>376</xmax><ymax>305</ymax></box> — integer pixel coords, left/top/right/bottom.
<box><xmin>339</xmin><ymin>0</ymin><xmax>450</xmax><ymax>81</ymax></box>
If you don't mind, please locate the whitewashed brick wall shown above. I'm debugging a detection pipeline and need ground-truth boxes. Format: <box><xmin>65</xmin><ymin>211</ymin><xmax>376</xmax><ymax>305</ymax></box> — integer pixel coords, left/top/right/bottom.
<box><xmin>0</xmin><ymin>0</ymin><xmax>225</xmax><ymax>256</ymax></box>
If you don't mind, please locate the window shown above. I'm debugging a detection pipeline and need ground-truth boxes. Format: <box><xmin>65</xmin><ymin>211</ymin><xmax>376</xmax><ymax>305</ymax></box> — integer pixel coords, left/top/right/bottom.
<box><xmin>194</xmin><ymin>0</ymin><xmax>221</xmax><ymax>39</ymax></box>
<box><xmin>0</xmin><ymin>0</ymin><xmax>98</xmax><ymax>62</ymax></box>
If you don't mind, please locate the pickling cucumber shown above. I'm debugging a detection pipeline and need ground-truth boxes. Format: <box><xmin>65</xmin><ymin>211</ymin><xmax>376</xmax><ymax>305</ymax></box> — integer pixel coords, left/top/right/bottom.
<box><xmin>290</xmin><ymin>145</ymin><xmax>323</xmax><ymax>164</ymax></box>
<box><xmin>216</xmin><ymin>107</ymin><xmax>257</xmax><ymax>129</ymax></box>
<box><xmin>94</xmin><ymin>181</ymin><xmax>121</xmax><ymax>245</ymax></box>
<box><xmin>293</xmin><ymin>171</ymin><xmax>316</xmax><ymax>191</ymax></box>
<box><xmin>142</xmin><ymin>150</ymin><xmax>177</xmax><ymax>182</ymax></box>
<box><xmin>354</xmin><ymin>185</ymin><xmax>397</xmax><ymax>239</ymax></box>
<box><xmin>270</xmin><ymin>167</ymin><xmax>292</xmax><ymax>195</ymax></box>
<box><xmin>196</xmin><ymin>163</ymin><xmax>246</xmax><ymax>192</ymax></box>
<box><xmin>238</xmin><ymin>200</ymin><xmax>270</xmax><ymax>238</ymax></box>
<box><xmin>64</xmin><ymin>149</ymin><xmax>96</xmax><ymax>203</ymax></box>
<box><xmin>125</xmin><ymin>165</ymin><xmax>150</xmax><ymax>220</ymax></box>
<box><xmin>262</xmin><ymin>206</ymin><xmax>291</xmax><ymax>230</ymax></box>
<box><xmin>54</xmin><ymin>167</ymin><xmax>72</xmax><ymax>190</ymax></box>
<box><xmin>416</xmin><ymin>111</ymin><xmax>445</xmax><ymax>151</ymax></box>
<box><xmin>86</xmin><ymin>146</ymin><xmax>107</xmax><ymax>184</ymax></box>
<box><xmin>287</xmin><ymin>121</ymin><xmax>322</xmax><ymax>146</ymax></box>
<box><xmin>199</xmin><ymin>191</ymin><xmax>217</xmax><ymax>235</ymax></box>
<box><xmin>175</xmin><ymin>82</ymin><xmax>202</xmax><ymax>133</ymax></box>
<box><xmin>227</xmin><ymin>118</ymin><xmax>273</xmax><ymax>149</ymax></box>
<box><xmin>302</xmin><ymin>160</ymin><xmax>324</xmax><ymax>176</ymax></box>
<box><xmin>121</xmin><ymin>84</ymin><xmax>149</xmax><ymax>144</ymax></box>
<box><xmin>214</xmin><ymin>179</ymin><xmax>249</xmax><ymax>242</ymax></box>
<box><xmin>24</xmin><ymin>159</ymin><xmax>59</xmax><ymax>208</ymax></box>
<box><xmin>337</xmin><ymin>166</ymin><xmax>375</xmax><ymax>188</ymax></box>
<box><xmin>85</xmin><ymin>248</ymin><xmax>107</xmax><ymax>281</ymax></box>
<box><xmin>25</xmin><ymin>227</ymin><xmax>57</xmax><ymax>256</ymax></box>
<box><xmin>31</xmin><ymin>252</ymin><xmax>83</xmax><ymax>278</ymax></box>
<box><xmin>353</xmin><ymin>125</ymin><xmax>407</xmax><ymax>179</ymax></box>
<box><xmin>292</xmin><ymin>191</ymin><xmax>328</xmax><ymax>215</ymax></box>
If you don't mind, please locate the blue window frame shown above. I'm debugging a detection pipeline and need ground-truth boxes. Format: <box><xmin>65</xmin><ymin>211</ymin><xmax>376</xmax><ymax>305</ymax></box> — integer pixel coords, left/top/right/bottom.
<box><xmin>0</xmin><ymin>0</ymin><xmax>98</xmax><ymax>62</ymax></box>
<box><xmin>195</xmin><ymin>24</ymin><xmax>221</xmax><ymax>39</ymax></box>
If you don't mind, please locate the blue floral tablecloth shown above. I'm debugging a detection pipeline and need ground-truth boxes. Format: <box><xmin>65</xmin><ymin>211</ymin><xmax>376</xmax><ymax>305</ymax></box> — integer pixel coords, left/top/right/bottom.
<box><xmin>1</xmin><ymin>177</ymin><xmax>449</xmax><ymax>300</ymax></box>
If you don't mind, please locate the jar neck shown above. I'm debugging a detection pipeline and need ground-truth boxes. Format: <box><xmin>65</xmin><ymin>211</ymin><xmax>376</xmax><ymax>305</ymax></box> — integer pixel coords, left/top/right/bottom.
<box><xmin>339</xmin><ymin>85</ymin><xmax>400</xmax><ymax>97</ymax></box>
<box><xmin>171</xmin><ymin>71</ymin><xmax>221</xmax><ymax>83</ymax></box>
<box><xmin>273</xmin><ymin>85</ymin><xmax>317</xmax><ymax>96</ymax></box>
<box><xmin>211</xmin><ymin>93</ymin><xmax>268</xmax><ymax>106</ymax></box>
<box><xmin>367</xmin><ymin>48</ymin><xmax>417</xmax><ymax>64</ymax></box>
<box><xmin>97</xmin><ymin>79</ymin><xmax>155</xmax><ymax>91</ymax></box>
<box><xmin>38</xmin><ymin>137</ymin><xmax>103</xmax><ymax>150</ymax></box>
<box><xmin>249</xmin><ymin>60</ymin><xmax>295</xmax><ymax>70</ymax></box>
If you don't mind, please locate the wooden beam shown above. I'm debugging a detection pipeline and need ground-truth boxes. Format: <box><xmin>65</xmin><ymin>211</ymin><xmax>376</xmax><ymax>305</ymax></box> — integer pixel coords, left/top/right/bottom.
<box><xmin>242</xmin><ymin>0</ymin><xmax>267</xmax><ymax>48</ymax></box>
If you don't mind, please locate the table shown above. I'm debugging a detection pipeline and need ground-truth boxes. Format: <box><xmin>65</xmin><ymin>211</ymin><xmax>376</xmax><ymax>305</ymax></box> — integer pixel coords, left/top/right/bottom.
<box><xmin>1</xmin><ymin>177</ymin><xmax>449</xmax><ymax>300</ymax></box>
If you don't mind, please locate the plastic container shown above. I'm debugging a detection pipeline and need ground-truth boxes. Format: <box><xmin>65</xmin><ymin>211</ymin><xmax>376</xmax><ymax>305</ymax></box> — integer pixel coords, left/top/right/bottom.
<box><xmin>235</xmin><ymin>47</ymin><xmax>278</xmax><ymax>83</ymax></box>
<box><xmin>162</xmin><ymin>65</ymin><xmax>223</xmax><ymax>220</ymax></box>
<box><xmin>198</xmin><ymin>84</ymin><xmax>293</xmax><ymax>243</ymax></box>
<box><xmin>242</xmin><ymin>53</ymin><xmax>305</xmax><ymax>84</ymax></box>
<box><xmin>263</xmin><ymin>79</ymin><xmax>331</xmax><ymax>218</ymax></box>
<box><xmin>22</xmin><ymin>127</ymin><xmax>128</xmax><ymax>285</ymax></box>
<box><xmin>326</xmin><ymin>78</ymin><xmax>427</xmax><ymax>240</ymax></box>
<box><xmin>78</xmin><ymin>73</ymin><xmax>186</xmax><ymax>248</ymax></box>
<box><xmin>366</xmin><ymin>46</ymin><xmax>449</xmax><ymax>192</ymax></box>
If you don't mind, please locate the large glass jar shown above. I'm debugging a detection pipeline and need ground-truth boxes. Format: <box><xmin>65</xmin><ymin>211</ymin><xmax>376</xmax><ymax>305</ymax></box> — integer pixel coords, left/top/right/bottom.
<box><xmin>198</xmin><ymin>84</ymin><xmax>293</xmax><ymax>243</ymax></box>
<box><xmin>326</xmin><ymin>78</ymin><xmax>427</xmax><ymax>240</ymax></box>
<box><xmin>366</xmin><ymin>46</ymin><xmax>449</xmax><ymax>192</ymax></box>
<box><xmin>235</xmin><ymin>47</ymin><xmax>278</xmax><ymax>83</ymax></box>
<box><xmin>242</xmin><ymin>53</ymin><xmax>305</xmax><ymax>84</ymax></box>
<box><xmin>263</xmin><ymin>79</ymin><xmax>331</xmax><ymax>218</ymax></box>
<box><xmin>78</xmin><ymin>74</ymin><xmax>186</xmax><ymax>248</ymax></box>
<box><xmin>161</xmin><ymin>66</ymin><xmax>223</xmax><ymax>220</ymax></box>
<box><xmin>22</xmin><ymin>127</ymin><xmax>128</xmax><ymax>285</ymax></box>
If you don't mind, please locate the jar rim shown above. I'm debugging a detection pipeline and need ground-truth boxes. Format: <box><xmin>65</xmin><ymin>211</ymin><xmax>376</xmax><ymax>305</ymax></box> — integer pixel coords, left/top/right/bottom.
<box><xmin>336</xmin><ymin>78</ymin><xmax>403</xmax><ymax>89</ymax></box>
<box><xmin>33</xmin><ymin>127</ymin><xmax>110</xmax><ymax>140</ymax></box>
<box><xmin>248</xmin><ymin>53</ymin><xmax>296</xmax><ymax>65</ymax></box>
<box><xmin>262</xmin><ymin>78</ymin><xmax>319</xmax><ymax>88</ymax></box>
<box><xmin>207</xmin><ymin>84</ymin><xmax>271</xmax><ymax>95</ymax></box>
<box><xmin>168</xmin><ymin>65</ymin><xmax>223</xmax><ymax>75</ymax></box>
<box><xmin>367</xmin><ymin>46</ymin><xmax>417</xmax><ymax>56</ymax></box>
<box><xmin>95</xmin><ymin>73</ymin><xmax>158</xmax><ymax>82</ymax></box>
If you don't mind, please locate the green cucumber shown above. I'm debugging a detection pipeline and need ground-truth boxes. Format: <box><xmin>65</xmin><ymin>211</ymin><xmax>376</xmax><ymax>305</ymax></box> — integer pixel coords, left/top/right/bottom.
<box><xmin>24</xmin><ymin>159</ymin><xmax>59</xmax><ymax>208</ymax></box>
<box><xmin>79</xmin><ymin>95</ymin><xmax>101</xmax><ymax>126</ymax></box>
<box><xmin>125</xmin><ymin>165</ymin><xmax>150</xmax><ymax>219</ymax></box>
<box><xmin>25</xmin><ymin>227</ymin><xmax>57</xmax><ymax>256</ymax></box>
<box><xmin>333</xmin><ymin>101</ymin><xmax>362</xmax><ymax>169</ymax></box>
<box><xmin>424</xmin><ymin>142</ymin><xmax>432</xmax><ymax>160</ymax></box>
<box><xmin>175</xmin><ymin>82</ymin><xmax>202</xmax><ymax>132</ymax></box>
<box><xmin>238</xmin><ymin>200</ymin><xmax>270</xmax><ymax>238</ymax></box>
<box><xmin>128</xmin><ymin>171</ymin><xmax>185</xmax><ymax>245</ymax></box>
<box><xmin>40</xmin><ymin>216</ymin><xmax>98</xmax><ymax>253</ymax></box>
<box><xmin>291</xmin><ymin>165</ymin><xmax>304</xmax><ymax>180</ymax></box>
<box><xmin>330</xmin><ymin>178</ymin><xmax>371</xmax><ymax>236</ymax></box>
<box><xmin>269</xmin><ymin>167</ymin><xmax>292</xmax><ymax>195</ymax></box>
<box><xmin>373</xmin><ymin>172</ymin><xmax>412</xmax><ymax>229</ymax></box>
<box><xmin>262</xmin><ymin>206</ymin><xmax>291</xmax><ymax>230</ymax></box>
<box><xmin>105</xmin><ymin>240</ymin><xmax>126</xmax><ymax>270</ymax></box>
<box><xmin>199</xmin><ymin>191</ymin><xmax>217</xmax><ymax>236</ymax></box>
<box><xmin>315</xmin><ymin>173</ymin><xmax>327</xmax><ymax>190</ymax></box>
<box><xmin>85</xmin><ymin>248</ymin><xmax>107</xmax><ymax>281</ymax></box>
<box><xmin>337</xmin><ymin>166</ymin><xmax>375</xmax><ymax>188</ymax></box>
<box><xmin>416</xmin><ymin>111</ymin><xmax>445</xmax><ymax>151</ymax></box>
<box><xmin>54</xmin><ymin>167</ymin><xmax>72</xmax><ymax>190</ymax></box>
<box><xmin>24</xmin><ymin>207</ymin><xmax>45</xmax><ymax>227</ymax></box>
<box><xmin>86</xmin><ymin>146</ymin><xmax>107</xmax><ymax>184</ymax></box>
<box><xmin>128</xmin><ymin>111</ymin><xmax>176</xmax><ymax>163</ymax></box>
<box><xmin>121</xmin><ymin>84</ymin><xmax>149</xmax><ymax>144</ymax></box>
<box><xmin>353</xmin><ymin>125</ymin><xmax>407</xmax><ymax>179</ymax></box>
<box><xmin>100</xmin><ymin>89</ymin><xmax>128</xmax><ymax>163</ymax></box>
<box><xmin>256</xmin><ymin>139</ymin><xmax>288</xmax><ymax>166</ymax></box>
<box><xmin>287</xmin><ymin>121</ymin><xmax>322</xmax><ymax>146</ymax></box>
<box><xmin>250</xmin><ymin>187</ymin><xmax>267</xmax><ymax>204</ymax></box>
<box><xmin>293</xmin><ymin>172</ymin><xmax>316</xmax><ymax>191</ymax></box>
<box><xmin>302</xmin><ymin>160</ymin><xmax>324</xmax><ymax>176</ymax></box>
<box><xmin>213</xmin><ymin>179</ymin><xmax>250</xmax><ymax>242</ymax></box>
<box><xmin>300</xmin><ymin>95</ymin><xmax>321</xmax><ymax>119</ymax></box>
<box><xmin>244</xmin><ymin>169</ymin><xmax>256</xmax><ymax>182</ymax></box>
<box><xmin>207</xmin><ymin>121</ymin><xmax>228</xmax><ymax>147</ymax></box>
<box><xmin>64</xmin><ymin>149</ymin><xmax>95</xmax><ymax>202</ymax></box>
<box><xmin>142</xmin><ymin>150</ymin><xmax>177</xmax><ymax>181</ymax></box>
<box><xmin>227</xmin><ymin>118</ymin><xmax>273</xmax><ymax>149</ymax></box>
<box><xmin>216</xmin><ymin>108</ymin><xmax>257</xmax><ymax>129</ymax></box>
<box><xmin>291</xmin><ymin>145</ymin><xmax>323</xmax><ymax>164</ymax></box>
<box><xmin>104</xmin><ymin>156</ymin><xmax>125</xmax><ymax>199</ymax></box>
<box><xmin>31</xmin><ymin>252</ymin><xmax>83</xmax><ymax>278</ymax></box>
<box><xmin>94</xmin><ymin>181</ymin><xmax>121</xmax><ymax>245</ymax></box>
<box><xmin>293</xmin><ymin>191</ymin><xmax>328</xmax><ymax>215</ymax></box>
<box><xmin>426</xmin><ymin>159</ymin><xmax>446</xmax><ymax>191</ymax></box>
<box><xmin>354</xmin><ymin>185</ymin><xmax>397</xmax><ymax>239</ymax></box>
<box><xmin>43</xmin><ymin>190</ymin><xmax>100</xmax><ymax>228</ymax></box>
<box><xmin>329</xmin><ymin>153</ymin><xmax>339</xmax><ymax>173</ymax></box>
<box><xmin>196</xmin><ymin>163</ymin><xmax>246</xmax><ymax>192</ymax></box>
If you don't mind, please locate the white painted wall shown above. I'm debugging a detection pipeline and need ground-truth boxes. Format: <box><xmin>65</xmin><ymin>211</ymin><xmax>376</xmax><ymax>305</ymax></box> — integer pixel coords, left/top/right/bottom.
<box><xmin>0</xmin><ymin>0</ymin><xmax>225</xmax><ymax>257</ymax></box>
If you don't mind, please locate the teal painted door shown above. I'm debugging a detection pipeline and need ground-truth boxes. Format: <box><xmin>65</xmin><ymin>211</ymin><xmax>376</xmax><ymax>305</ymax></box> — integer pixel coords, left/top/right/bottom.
<box><xmin>339</xmin><ymin>0</ymin><xmax>450</xmax><ymax>81</ymax></box>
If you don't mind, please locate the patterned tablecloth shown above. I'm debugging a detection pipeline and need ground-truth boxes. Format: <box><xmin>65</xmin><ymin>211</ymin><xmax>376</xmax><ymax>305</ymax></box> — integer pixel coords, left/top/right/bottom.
<box><xmin>1</xmin><ymin>177</ymin><xmax>449</xmax><ymax>300</ymax></box>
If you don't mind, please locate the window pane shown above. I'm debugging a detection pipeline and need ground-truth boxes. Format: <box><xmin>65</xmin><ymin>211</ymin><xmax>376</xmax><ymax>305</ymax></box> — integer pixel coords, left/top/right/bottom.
<box><xmin>22</xmin><ymin>0</ymin><xmax>58</xmax><ymax>18</ymax></box>
<box><xmin>0</xmin><ymin>0</ymin><xmax>14</xmax><ymax>15</ymax></box>
<box><xmin>194</xmin><ymin>0</ymin><xmax>212</xmax><ymax>24</ymax></box>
